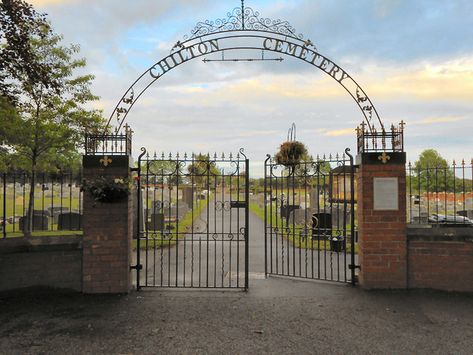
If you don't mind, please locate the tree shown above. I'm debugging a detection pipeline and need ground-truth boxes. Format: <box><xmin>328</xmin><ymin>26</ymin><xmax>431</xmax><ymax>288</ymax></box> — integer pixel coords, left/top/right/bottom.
<box><xmin>0</xmin><ymin>0</ymin><xmax>59</xmax><ymax>104</ymax></box>
<box><xmin>410</xmin><ymin>149</ymin><xmax>455</xmax><ymax>192</ymax></box>
<box><xmin>1</xmin><ymin>4</ymin><xmax>105</xmax><ymax>235</ymax></box>
<box><xmin>187</xmin><ymin>154</ymin><xmax>220</xmax><ymax>189</ymax></box>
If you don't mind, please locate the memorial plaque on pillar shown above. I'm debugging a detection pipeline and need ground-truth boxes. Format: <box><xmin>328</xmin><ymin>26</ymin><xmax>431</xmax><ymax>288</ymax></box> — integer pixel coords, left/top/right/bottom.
<box><xmin>373</xmin><ymin>177</ymin><xmax>399</xmax><ymax>210</ymax></box>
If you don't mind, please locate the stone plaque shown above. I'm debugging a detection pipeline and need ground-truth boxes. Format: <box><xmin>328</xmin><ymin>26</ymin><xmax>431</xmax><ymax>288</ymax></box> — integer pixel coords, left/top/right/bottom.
<box><xmin>373</xmin><ymin>177</ymin><xmax>398</xmax><ymax>210</ymax></box>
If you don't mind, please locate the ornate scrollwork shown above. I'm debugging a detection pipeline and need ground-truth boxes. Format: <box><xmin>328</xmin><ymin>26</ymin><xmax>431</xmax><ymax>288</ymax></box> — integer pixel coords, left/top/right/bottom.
<box><xmin>183</xmin><ymin>6</ymin><xmax>307</xmax><ymax>42</ymax></box>
<box><xmin>215</xmin><ymin>201</ymin><xmax>231</xmax><ymax>211</ymax></box>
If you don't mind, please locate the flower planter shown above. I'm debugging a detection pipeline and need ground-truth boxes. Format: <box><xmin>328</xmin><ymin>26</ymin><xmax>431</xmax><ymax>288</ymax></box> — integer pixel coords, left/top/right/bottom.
<box><xmin>330</xmin><ymin>236</ymin><xmax>345</xmax><ymax>252</ymax></box>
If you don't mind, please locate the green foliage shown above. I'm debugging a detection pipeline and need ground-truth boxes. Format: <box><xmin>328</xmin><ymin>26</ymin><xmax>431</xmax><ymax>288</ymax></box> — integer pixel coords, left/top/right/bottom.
<box><xmin>187</xmin><ymin>154</ymin><xmax>220</xmax><ymax>188</ymax></box>
<box><xmin>0</xmin><ymin>0</ymin><xmax>57</xmax><ymax>103</ymax></box>
<box><xmin>0</xmin><ymin>4</ymin><xmax>105</xmax><ymax>234</ymax></box>
<box><xmin>83</xmin><ymin>177</ymin><xmax>131</xmax><ymax>203</ymax></box>
<box><xmin>409</xmin><ymin>149</ymin><xmax>455</xmax><ymax>192</ymax></box>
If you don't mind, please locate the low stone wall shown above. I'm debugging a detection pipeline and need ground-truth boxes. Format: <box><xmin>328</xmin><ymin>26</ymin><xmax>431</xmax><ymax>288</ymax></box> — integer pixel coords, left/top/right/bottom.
<box><xmin>407</xmin><ymin>226</ymin><xmax>473</xmax><ymax>292</ymax></box>
<box><xmin>0</xmin><ymin>236</ymin><xmax>82</xmax><ymax>292</ymax></box>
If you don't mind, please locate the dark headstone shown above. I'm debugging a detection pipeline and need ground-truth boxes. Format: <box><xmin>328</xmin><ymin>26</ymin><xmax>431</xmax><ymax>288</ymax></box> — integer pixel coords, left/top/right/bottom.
<box><xmin>311</xmin><ymin>213</ymin><xmax>332</xmax><ymax>240</ymax></box>
<box><xmin>26</xmin><ymin>209</ymin><xmax>50</xmax><ymax>218</ymax></box>
<box><xmin>147</xmin><ymin>213</ymin><xmax>164</xmax><ymax>231</ymax></box>
<box><xmin>19</xmin><ymin>215</ymin><xmax>49</xmax><ymax>231</ymax></box>
<box><xmin>182</xmin><ymin>187</ymin><xmax>194</xmax><ymax>209</ymax></box>
<box><xmin>48</xmin><ymin>207</ymin><xmax>70</xmax><ymax>223</ymax></box>
<box><xmin>152</xmin><ymin>200</ymin><xmax>163</xmax><ymax>213</ymax></box>
<box><xmin>280</xmin><ymin>204</ymin><xmax>300</xmax><ymax>220</ymax></box>
<box><xmin>57</xmin><ymin>213</ymin><xmax>82</xmax><ymax>230</ymax></box>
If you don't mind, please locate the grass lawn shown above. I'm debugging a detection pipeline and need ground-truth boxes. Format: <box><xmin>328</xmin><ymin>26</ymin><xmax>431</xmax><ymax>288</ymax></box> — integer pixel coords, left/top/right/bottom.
<box><xmin>1</xmin><ymin>230</ymin><xmax>83</xmax><ymax>239</ymax></box>
<box><xmin>132</xmin><ymin>198</ymin><xmax>208</xmax><ymax>250</ymax></box>
<box><xmin>1</xmin><ymin>190</ymin><xmax>82</xmax><ymax>237</ymax></box>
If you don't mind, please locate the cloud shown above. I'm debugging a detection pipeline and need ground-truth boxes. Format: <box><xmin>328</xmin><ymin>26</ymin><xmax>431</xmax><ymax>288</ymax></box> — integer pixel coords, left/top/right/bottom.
<box><xmin>324</xmin><ymin>128</ymin><xmax>355</xmax><ymax>137</ymax></box>
<box><xmin>412</xmin><ymin>116</ymin><xmax>466</xmax><ymax>125</ymax></box>
<box><xmin>239</xmin><ymin>130</ymin><xmax>279</xmax><ymax>138</ymax></box>
<box><xmin>29</xmin><ymin>0</ymin><xmax>76</xmax><ymax>6</ymax></box>
<box><xmin>27</xmin><ymin>0</ymin><xmax>473</xmax><ymax>174</ymax></box>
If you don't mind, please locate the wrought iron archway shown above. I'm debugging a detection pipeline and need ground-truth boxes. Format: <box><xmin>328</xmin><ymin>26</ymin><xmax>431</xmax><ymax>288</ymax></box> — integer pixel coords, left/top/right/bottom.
<box><xmin>106</xmin><ymin>2</ymin><xmax>384</xmax><ymax>133</ymax></box>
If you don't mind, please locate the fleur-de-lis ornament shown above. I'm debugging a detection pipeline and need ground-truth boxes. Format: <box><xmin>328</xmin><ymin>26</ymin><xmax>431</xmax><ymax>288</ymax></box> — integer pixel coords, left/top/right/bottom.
<box><xmin>100</xmin><ymin>156</ymin><xmax>112</xmax><ymax>167</ymax></box>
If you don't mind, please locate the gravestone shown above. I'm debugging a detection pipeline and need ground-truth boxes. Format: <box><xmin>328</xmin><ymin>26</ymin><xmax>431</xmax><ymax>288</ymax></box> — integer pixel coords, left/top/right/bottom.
<box><xmin>32</xmin><ymin>209</ymin><xmax>50</xmax><ymax>217</ymax></box>
<box><xmin>280</xmin><ymin>204</ymin><xmax>300</xmax><ymax>221</ymax></box>
<box><xmin>19</xmin><ymin>215</ymin><xmax>49</xmax><ymax>231</ymax></box>
<box><xmin>48</xmin><ymin>207</ymin><xmax>70</xmax><ymax>223</ymax></box>
<box><xmin>170</xmin><ymin>204</ymin><xmax>189</xmax><ymax>221</ymax></box>
<box><xmin>57</xmin><ymin>212</ymin><xmax>82</xmax><ymax>230</ymax></box>
<box><xmin>182</xmin><ymin>187</ymin><xmax>194</xmax><ymax>209</ymax></box>
<box><xmin>147</xmin><ymin>213</ymin><xmax>164</xmax><ymax>231</ymax></box>
<box><xmin>288</xmin><ymin>208</ymin><xmax>309</xmax><ymax>225</ymax></box>
<box><xmin>330</xmin><ymin>206</ymin><xmax>347</xmax><ymax>228</ymax></box>
<box><xmin>311</xmin><ymin>212</ymin><xmax>332</xmax><ymax>240</ymax></box>
<box><xmin>310</xmin><ymin>189</ymin><xmax>320</xmax><ymax>210</ymax></box>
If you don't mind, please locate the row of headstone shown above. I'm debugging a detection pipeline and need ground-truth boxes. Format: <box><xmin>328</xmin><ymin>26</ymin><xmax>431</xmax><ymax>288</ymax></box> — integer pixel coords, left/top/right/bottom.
<box><xmin>19</xmin><ymin>212</ymin><xmax>82</xmax><ymax>231</ymax></box>
<box><xmin>280</xmin><ymin>204</ymin><xmax>351</xmax><ymax>228</ymax></box>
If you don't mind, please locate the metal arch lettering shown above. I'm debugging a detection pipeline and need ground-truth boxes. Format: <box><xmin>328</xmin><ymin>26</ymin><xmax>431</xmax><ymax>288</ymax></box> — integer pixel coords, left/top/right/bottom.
<box><xmin>107</xmin><ymin>33</ymin><xmax>384</xmax><ymax>133</ymax></box>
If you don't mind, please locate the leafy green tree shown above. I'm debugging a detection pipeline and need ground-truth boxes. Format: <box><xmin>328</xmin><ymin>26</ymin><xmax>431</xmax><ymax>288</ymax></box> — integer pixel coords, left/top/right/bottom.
<box><xmin>187</xmin><ymin>154</ymin><xmax>220</xmax><ymax>189</ymax></box>
<box><xmin>1</xmin><ymin>6</ymin><xmax>105</xmax><ymax>235</ymax></box>
<box><xmin>410</xmin><ymin>149</ymin><xmax>455</xmax><ymax>192</ymax></box>
<box><xmin>1</xmin><ymin>0</ymin><xmax>59</xmax><ymax>104</ymax></box>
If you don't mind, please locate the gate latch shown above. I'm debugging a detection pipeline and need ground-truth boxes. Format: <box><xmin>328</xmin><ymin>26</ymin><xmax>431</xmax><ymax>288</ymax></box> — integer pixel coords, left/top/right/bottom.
<box><xmin>230</xmin><ymin>201</ymin><xmax>246</xmax><ymax>209</ymax></box>
<box><xmin>130</xmin><ymin>264</ymin><xmax>143</xmax><ymax>271</ymax></box>
<box><xmin>349</xmin><ymin>264</ymin><xmax>361</xmax><ymax>270</ymax></box>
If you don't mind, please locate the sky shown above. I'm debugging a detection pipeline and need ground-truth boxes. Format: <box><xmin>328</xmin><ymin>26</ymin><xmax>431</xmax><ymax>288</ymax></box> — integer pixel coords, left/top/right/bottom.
<box><xmin>30</xmin><ymin>0</ymin><xmax>473</xmax><ymax>176</ymax></box>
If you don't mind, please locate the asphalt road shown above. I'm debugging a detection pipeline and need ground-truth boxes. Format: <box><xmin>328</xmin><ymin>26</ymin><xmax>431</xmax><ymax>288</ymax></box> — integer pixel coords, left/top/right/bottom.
<box><xmin>1</xmin><ymin>279</ymin><xmax>473</xmax><ymax>354</ymax></box>
<box><xmin>137</xmin><ymin>198</ymin><xmax>354</xmax><ymax>288</ymax></box>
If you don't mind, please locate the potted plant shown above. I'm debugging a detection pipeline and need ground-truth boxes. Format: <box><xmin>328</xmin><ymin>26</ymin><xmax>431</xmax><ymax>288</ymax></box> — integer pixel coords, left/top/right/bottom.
<box><xmin>275</xmin><ymin>141</ymin><xmax>308</xmax><ymax>167</ymax></box>
<box><xmin>83</xmin><ymin>176</ymin><xmax>131</xmax><ymax>203</ymax></box>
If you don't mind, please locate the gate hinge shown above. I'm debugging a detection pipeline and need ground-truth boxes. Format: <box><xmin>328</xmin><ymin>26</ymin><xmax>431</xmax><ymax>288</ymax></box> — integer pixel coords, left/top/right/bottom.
<box><xmin>349</xmin><ymin>264</ymin><xmax>361</xmax><ymax>270</ymax></box>
<box><xmin>130</xmin><ymin>167</ymin><xmax>139</xmax><ymax>172</ymax></box>
<box><xmin>130</xmin><ymin>264</ymin><xmax>143</xmax><ymax>271</ymax></box>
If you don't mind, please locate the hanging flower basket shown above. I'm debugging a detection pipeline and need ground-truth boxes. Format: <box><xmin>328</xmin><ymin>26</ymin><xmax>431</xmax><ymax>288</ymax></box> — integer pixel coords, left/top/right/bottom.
<box><xmin>275</xmin><ymin>141</ymin><xmax>308</xmax><ymax>166</ymax></box>
<box><xmin>83</xmin><ymin>176</ymin><xmax>131</xmax><ymax>203</ymax></box>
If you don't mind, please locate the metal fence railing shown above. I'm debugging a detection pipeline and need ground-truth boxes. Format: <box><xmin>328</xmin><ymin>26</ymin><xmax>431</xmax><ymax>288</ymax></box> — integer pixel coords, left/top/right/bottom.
<box><xmin>407</xmin><ymin>160</ymin><xmax>473</xmax><ymax>226</ymax></box>
<box><xmin>1</xmin><ymin>171</ymin><xmax>83</xmax><ymax>238</ymax></box>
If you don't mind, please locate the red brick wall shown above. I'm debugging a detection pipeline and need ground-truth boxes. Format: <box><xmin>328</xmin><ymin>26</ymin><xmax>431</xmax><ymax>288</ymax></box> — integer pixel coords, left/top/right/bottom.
<box><xmin>0</xmin><ymin>236</ymin><xmax>82</xmax><ymax>292</ymax></box>
<box><xmin>82</xmin><ymin>158</ymin><xmax>133</xmax><ymax>294</ymax></box>
<box><xmin>357</xmin><ymin>156</ymin><xmax>407</xmax><ymax>289</ymax></box>
<box><xmin>408</xmin><ymin>228</ymin><xmax>473</xmax><ymax>292</ymax></box>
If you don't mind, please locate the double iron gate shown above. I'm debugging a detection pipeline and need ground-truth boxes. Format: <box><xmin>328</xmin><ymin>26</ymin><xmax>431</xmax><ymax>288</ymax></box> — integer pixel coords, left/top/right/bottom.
<box><xmin>264</xmin><ymin>149</ymin><xmax>357</xmax><ymax>284</ymax></box>
<box><xmin>133</xmin><ymin>148</ymin><xmax>357</xmax><ymax>290</ymax></box>
<box><xmin>135</xmin><ymin>149</ymin><xmax>249</xmax><ymax>289</ymax></box>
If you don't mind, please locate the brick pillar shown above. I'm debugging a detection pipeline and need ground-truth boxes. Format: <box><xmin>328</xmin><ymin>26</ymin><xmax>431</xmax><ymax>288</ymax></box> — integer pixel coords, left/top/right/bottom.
<box><xmin>357</xmin><ymin>152</ymin><xmax>407</xmax><ymax>289</ymax></box>
<box><xmin>82</xmin><ymin>155</ymin><xmax>133</xmax><ymax>294</ymax></box>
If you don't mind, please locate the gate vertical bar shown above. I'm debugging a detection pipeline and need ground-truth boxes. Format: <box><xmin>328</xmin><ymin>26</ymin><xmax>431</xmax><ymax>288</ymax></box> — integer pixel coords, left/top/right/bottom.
<box><xmin>136</xmin><ymin>147</ymin><xmax>147</xmax><ymax>290</ymax></box>
<box><xmin>3</xmin><ymin>173</ymin><xmax>6</xmax><ymax>239</ymax></box>
<box><xmin>264</xmin><ymin>156</ymin><xmax>269</xmax><ymax>277</ymax></box>
<box><xmin>346</xmin><ymin>148</ymin><xmax>356</xmax><ymax>285</ymax></box>
<box><xmin>245</xmin><ymin>155</ymin><xmax>250</xmax><ymax>290</ymax></box>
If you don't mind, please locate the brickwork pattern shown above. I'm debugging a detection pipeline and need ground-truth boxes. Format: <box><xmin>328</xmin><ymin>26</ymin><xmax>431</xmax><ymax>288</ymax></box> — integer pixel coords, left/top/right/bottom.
<box><xmin>408</xmin><ymin>240</ymin><xmax>473</xmax><ymax>292</ymax></box>
<box><xmin>357</xmin><ymin>160</ymin><xmax>407</xmax><ymax>289</ymax></box>
<box><xmin>0</xmin><ymin>243</ymin><xmax>82</xmax><ymax>292</ymax></box>
<box><xmin>82</xmin><ymin>161</ymin><xmax>133</xmax><ymax>294</ymax></box>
